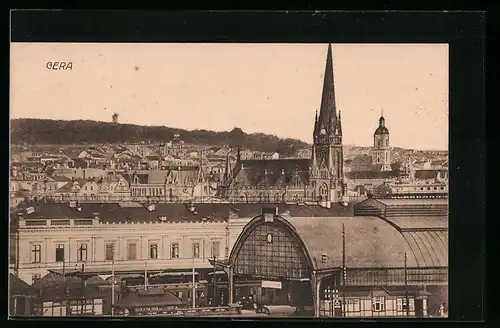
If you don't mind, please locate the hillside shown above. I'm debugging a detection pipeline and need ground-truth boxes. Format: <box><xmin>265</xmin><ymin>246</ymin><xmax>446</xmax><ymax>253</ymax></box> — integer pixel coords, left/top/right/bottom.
<box><xmin>10</xmin><ymin>119</ymin><xmax>311</xmax><ymax>157</ymax></box>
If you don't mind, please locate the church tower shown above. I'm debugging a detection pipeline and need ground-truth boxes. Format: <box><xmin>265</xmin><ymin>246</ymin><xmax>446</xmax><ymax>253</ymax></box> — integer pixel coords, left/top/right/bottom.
<box><xmin>369</xmin><ymin>112</ymin><xmax>392</xmax><ymax>171</ymax></box>
<box><xmin>311</xmin><ymin>44</ymin><xmax>345</xmax><ymax>202</ymax></box>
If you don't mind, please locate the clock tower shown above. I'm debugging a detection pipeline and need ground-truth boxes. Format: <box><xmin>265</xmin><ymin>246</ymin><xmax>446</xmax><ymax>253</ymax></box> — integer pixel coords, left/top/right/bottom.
<box><xmin>311</xmin><ymin>44</ymin><xmax>345</xmax><ymax>202</ymax></box>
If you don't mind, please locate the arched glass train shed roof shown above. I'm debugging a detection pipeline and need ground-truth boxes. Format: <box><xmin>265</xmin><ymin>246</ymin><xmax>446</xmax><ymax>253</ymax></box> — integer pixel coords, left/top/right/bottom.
<box><xmin>229</xmin><ymin>212</ymin><xmax>448</xmax><ymax>272</ymax></box>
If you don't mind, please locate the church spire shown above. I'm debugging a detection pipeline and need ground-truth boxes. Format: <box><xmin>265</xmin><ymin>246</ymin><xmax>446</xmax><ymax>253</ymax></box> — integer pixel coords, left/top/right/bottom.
<box><xmin>223</xmin><ymin>152</ymin><xmax>233</xmax><ymax>186</ymax></box>
<box><xmin>317</xmin><ymin>43</ymin><xmax>337</xmax><ymax>138</ymax></box>
<box><xmin>311</xmin><ymin>145</ymin><xmax>319</xmax><ymax>175</ymax></box>
<box><xmin>313</xmin><ymin>110</ymin><xmax>319</xmax><ymax>139</ymax></box>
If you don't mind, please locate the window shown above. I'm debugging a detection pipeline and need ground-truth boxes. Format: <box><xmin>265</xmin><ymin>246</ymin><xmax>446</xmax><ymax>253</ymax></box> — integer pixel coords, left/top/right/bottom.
<box><xmin>78</xmin><ymin>243</ymin><xmax>88</xmax><ymax>262</ymax></box>
<box><xmin>31</xmin><ymin>244</ymin><xmax>41</xmax><ymax>263</ymax></box>
<box><xmin>396</xmin><ymin>298</ymin><xmax>414</xmax><ymax>312</ymax></box>
<box><xmin>105</xmin><ymin>243</ymin><xmax>115</xmax><ymax>261</ymax></box>
<box><xmin>211</xmin><ymin>241</ymin><xmax>220</xmax><ymax>258</ymax></box>
<box><xmin>55</xmin><ymin>244</ymin><xmax>65</xmax><ymax>262</ymax></box>
<box><xmin>193</xmin><ymin>242</ymin><xmax>200</xmax><ymax>258</ymax></box>
<box><xmin>127</xmin><ymin>243</ymin><xmax>137</xmax><ymax>260</ymax></box>
<box><xmin>150</xmin><ymin>244</ymin><xmax>158</xmax><ymax>259</ymax></box>
<box><xmin>171</xmin><ymin>243</ymin><xmax>179</xmax><ymax>259</ymax></box>
<box><xmin>32</xmin><ymin>273</ymin><xmax>41</xmax><ymax>283</ymax></box>
<box><xmin>372</xmin><ymin>296</ymin><xmax>385</xmax><ymax>312</ymax></box>
<box><xmin>347</xmin><ymin>299</ymin><xmax>360</xmax><ymax>312</ymax></box>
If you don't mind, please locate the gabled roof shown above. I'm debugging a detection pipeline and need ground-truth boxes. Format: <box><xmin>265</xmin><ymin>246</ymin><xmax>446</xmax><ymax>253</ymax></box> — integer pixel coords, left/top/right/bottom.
<box><xmin>10</xmin><ymin>273</ymin><xmax>33</xmax><ymax>296</ymax></box>
<box><xmin>116</xmin><ymin>289</ymin><xmax>183</xmax><ymax>308</ymax></box>
<box><xmin>232</xmin><ymin>159</ymin><xmax>311</xmax><ymax>186</ymax></box>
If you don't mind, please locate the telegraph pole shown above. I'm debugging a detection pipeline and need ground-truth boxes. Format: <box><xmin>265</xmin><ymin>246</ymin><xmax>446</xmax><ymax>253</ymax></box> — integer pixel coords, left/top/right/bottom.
<box><xmin>81</xmin><ymin>263</ymin><xmax>85</xmax><ymax>314</ymax></box>
<box><xmin>192</xmin><ymin>256</ymin><xmax>196</xmax><ymax>309</ymax></box>
<box><xmin>405</xmin><ymin>252</ymin><xmax>409</xmax><ymax>317</ymax></box>
<box><xmin>144</xmin><ymin>262</ymin><xmax>148</xmax><ymax>290</ymax></box>
<box><xmin>342</xmin><ymin>223</ymin><xmax>346</xmax><ymax>318</ymax></box>
<box><xmin>111</xmin><ymin>245</ymin><xmax>115</xmax><ymax>317</ymax></box>
<box><xmin>213</xmin><ymin>255</ymin><xmax>217</xmax><ymax>307</ymax></box>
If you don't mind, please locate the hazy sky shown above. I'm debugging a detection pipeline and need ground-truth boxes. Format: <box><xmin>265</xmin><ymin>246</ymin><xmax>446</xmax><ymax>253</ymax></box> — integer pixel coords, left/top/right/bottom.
<box><xmin>10</xmin><ymin>43</ymin><xmax>448</xmax><ymax>150</ymax></box>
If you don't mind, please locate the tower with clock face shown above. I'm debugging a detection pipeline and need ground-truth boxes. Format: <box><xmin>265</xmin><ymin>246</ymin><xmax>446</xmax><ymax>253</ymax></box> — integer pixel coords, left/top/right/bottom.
<box><xmin>310</xmin><ymin>44</ymin><xmax>345</xmax><ymax>203</ymax></box>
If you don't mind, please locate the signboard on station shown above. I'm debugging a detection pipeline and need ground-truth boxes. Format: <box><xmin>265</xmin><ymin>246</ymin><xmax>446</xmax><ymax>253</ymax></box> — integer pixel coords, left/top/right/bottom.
<box><xmin>261</xmin><ymin>280</ymin><xmax>282</xmax><ymax>289</ymax></box>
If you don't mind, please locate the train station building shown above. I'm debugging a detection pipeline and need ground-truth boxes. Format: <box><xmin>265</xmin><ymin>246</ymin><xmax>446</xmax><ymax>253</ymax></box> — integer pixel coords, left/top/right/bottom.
<box><xmin>211</xmin><ymin>198</ymin><xmax>448</xmax><ymax>317</ymax></box>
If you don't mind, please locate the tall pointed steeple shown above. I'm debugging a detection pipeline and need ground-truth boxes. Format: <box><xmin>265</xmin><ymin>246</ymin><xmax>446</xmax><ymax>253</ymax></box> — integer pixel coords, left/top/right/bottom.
<box><xmin>337</xmin><ymin>110</ymin><xmax>343</xmax><ymax>135</ymax></box>
<box><xmin>223</xmin><ymin>152</ymin><xmax>233</xmax><ymax>186</ymax></box>
<box><xmin>328</xmin><ymin>145</ymin><xmax>335</xmax><ymax>175</ymax></box>
<box><xmin>311</xmin><ymin>145</ymin><xmax>319</xmax><ymax>175</ymax></box>
<box><xmin>317</xmin><ymin>43</ymin><xmax>337</xmax><ymax>138</ymax></box>
<box><xmin>313</xmin><ymin>110</ymin><xmax>319</xmax><ymax>139</ymax></box>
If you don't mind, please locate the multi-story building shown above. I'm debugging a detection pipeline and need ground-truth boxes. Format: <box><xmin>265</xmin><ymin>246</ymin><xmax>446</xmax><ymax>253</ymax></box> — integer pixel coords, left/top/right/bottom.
<box><xmin>10</xmin><ymin>197</ymin><xmax>448</xmax><ymax>317</ymax></box>
<box><xmin>219</xmin><ymin>44</ymin><xmax>346</xmax><ymax>204</ymax></box>
<box><xmin>369</xmin><ymin>114</ymin><xmax>392</xmax><ymax>172</ymax></box>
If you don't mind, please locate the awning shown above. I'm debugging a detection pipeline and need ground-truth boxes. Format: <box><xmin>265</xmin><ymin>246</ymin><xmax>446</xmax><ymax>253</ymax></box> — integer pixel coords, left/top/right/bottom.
<box><xmin>118</xmin><ymin>274</ymin><xmax>144</xmax><ymax>279</ymax></box>
<box><xmin>207</xmin><ymin>271</ymin><xmax>226</xmax><ymax>276</ymax></box>
<box><xmin>150</xmin><ymin>271</ymin><xmax>199</xmax><ymax>278</ymax></box>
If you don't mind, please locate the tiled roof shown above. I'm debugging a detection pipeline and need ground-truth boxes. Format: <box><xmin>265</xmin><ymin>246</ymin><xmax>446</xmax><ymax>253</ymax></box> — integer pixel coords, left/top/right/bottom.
<box><xmin>375</xmin><ymin>198</ymin><xmax>448</xmax><ymax>206</ymax></box>
<box><xmin>13</xmin><ymin>202</ymin><xmax>354</xmax><ymax>224</ymax></box>
<box><xmin>286</xmin><ymin>216</ymin><xmax>426</xmax><ymax>269</ymax></box>
<box><xmin>346</xmin><ymin>170</ymin><xmax>399</xmax><ymax>180</ymax></box>
<box><xmin>9</xmin><ymin>273</ymin><xmax>33</xmax><ymax>296</ymax></box>
<box><xmin>116</xmin><ymin>289</ymin><xmax>183</xmax><ymax>308</ymax></box>
<box><xmin>383</xmin><ymin>216</ymin><xmax>448</xmax><ymax>230</ymax></box>
<box><xmin>415</xmin><ymin>170</ymin><xmax>444</xmax><ymax>180</ymax></box>
<box><xmin>50</xmin><ymin>175</ymin><xmax>72</xmax><ymax>183</ymax></box>
<box><xmin>232</xmin><ymin>159</ymin><xmax>311</xmax><ymax>186</ymax></box>
<box><xmin>228</xmin><ymin>203</ymin><xmax>354</xmax><ymax>218</ymax></box>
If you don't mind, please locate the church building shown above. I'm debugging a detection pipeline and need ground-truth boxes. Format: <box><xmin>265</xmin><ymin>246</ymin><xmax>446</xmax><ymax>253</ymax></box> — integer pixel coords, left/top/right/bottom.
<box><xmin>369</xmin><ymin>113</ymin><xmax>393</xmax><ymax>172</ymax></box>
<box><xmin>219</xmin><ymin>44</ymin><xmax>346</xmax><ymax>204</ymax></box>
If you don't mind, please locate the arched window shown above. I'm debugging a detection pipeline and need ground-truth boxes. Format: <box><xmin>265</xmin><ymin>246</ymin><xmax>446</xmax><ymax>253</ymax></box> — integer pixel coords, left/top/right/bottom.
<box><xmin>233</xmin><ymin>221</ymin><xmax>311</xmax><ymax>280</ymax></box>
<box><xmin>319</xmin><ymin>183</ymin><xmax>328</xmax><ymax>200</ymax></box>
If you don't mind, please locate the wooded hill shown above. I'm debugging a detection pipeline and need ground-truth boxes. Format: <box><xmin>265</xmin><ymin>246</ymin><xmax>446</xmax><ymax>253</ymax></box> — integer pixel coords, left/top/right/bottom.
<box><xmin>10</xmin><ymin>119</ymin><xmax>311</xmax><ymax>157</ymax></box>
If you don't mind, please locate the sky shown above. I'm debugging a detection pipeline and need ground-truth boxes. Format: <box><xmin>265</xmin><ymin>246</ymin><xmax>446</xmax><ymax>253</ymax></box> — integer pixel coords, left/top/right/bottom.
<box><xmin>10</xmin><ymin>43</ymin><xmax>449</xmax><ymax>150</ymax></box>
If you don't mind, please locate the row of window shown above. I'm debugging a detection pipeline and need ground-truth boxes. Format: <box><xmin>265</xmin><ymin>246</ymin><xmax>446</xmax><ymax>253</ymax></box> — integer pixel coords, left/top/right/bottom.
<box><xmin>321</xmin><ymin>297</ymin><xmax>414</xmax><ymax>313</ymax></box>
<box><xmin>31</xmin><ymin>241</ymin><xmax>221</xmax><ymax>263</ymax></box>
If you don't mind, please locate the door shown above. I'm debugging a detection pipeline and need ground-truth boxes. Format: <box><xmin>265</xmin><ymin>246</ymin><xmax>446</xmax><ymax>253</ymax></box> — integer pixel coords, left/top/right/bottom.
<box><xmin>333</xmin><ymin>300</ymin><xmax>342</xmax><ymax>317</ymax></box>
<box><xmin>415</xmin><ymin>299</ymin><xmax>424</xmax><ymax>317</ymax></box>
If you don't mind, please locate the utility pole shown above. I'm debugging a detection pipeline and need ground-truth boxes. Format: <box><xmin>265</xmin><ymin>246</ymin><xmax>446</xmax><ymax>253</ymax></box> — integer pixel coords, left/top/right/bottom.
<box><xmin>192</xmin><ymin>256</ymin><xmax>196</xmax><ymax>309</ymax></box>
<box><xmin>111</xmin><ymin>245</ymin><xmax>115</xmax><ymax>317</ymax></box>
<box><xmin>81</xmin><ymin>263</ymin><xmax>85</xmax><ymax>314</ymax></box>
<box><xmin>144</xmin><ymin>262</ymin><xmax>148</xmax><ymax>290</ymax></box>
<box><xmin>405</xmin><ymin>252</ymin><xmax>409</xmax><ymax>317</ymax></box>
<box><xmin>213</xmin><ymin>255</ymin><xmax>217</xmax><ymax>307</ymax></box>
<box><xmin>342</xmin><ymin>223</ymin><xmax>346</xmax><ymax>318</ymax></box>
<box><xmin>63</xmin><ymin>259</ymin><xmax>70</xmax><ymax>315</ymax></box>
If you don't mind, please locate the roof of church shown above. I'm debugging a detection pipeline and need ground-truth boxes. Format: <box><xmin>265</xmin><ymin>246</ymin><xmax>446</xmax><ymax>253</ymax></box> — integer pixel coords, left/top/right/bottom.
<box><xmin>232</xmin><ymin>159</ymin><xmax>312</xmax><ymax>186</ymax></box>
<box><xmin>374</xmin><ymin>126</ymin><xmax>389</xmax><ymax>135</ymax></box>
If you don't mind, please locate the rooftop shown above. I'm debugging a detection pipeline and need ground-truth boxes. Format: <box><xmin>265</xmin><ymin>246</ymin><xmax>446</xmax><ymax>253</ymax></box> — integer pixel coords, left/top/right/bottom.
<box><xmin>286</xmin><ymin>216</ymin><xmax>444</xmax><ymax>269</ymax></box>
<box><xmin>12</xmin><ymin>201</ymin><xmax>354</xmax><ymax>224</ymax></box>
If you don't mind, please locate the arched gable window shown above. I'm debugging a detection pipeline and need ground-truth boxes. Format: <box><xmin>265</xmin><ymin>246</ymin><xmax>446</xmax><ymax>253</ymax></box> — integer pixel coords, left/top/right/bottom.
<box><xmin>232</xmin><ymin>220</ymin><xmax>311</xmax><ymax>280</ymax></box>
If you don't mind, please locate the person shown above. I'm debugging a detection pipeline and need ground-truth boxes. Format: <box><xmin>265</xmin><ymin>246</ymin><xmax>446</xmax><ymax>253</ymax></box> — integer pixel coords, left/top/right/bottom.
<box><xmin>439</xmin><ymin>303</ymin><xmax>445</xmax><ymax>317</ymax></box>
